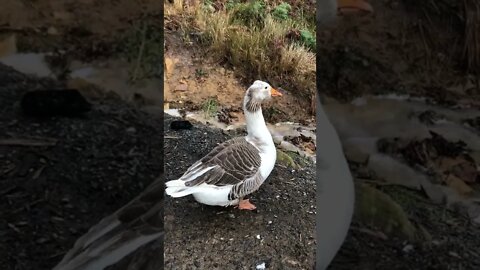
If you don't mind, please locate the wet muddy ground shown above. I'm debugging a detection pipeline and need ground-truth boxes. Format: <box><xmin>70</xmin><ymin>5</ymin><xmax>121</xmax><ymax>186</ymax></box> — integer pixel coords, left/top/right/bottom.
<box><xmin>0</xmin><ymin>64</ymin><xmax>163</xmax><ymax>270</ymax></box>
<box><xmin>164</xmin><ymin>115</ymin><xmax>316</xmax><ymax>270</ymax></box>
<box><xmin>319</xmin><ymin>0</ymin><xmax>480</xmax><ymax>268</ymax></box>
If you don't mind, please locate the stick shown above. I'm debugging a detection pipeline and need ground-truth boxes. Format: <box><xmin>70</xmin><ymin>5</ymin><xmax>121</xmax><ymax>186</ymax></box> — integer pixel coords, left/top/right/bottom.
<box><xmin>0</xmin><ymin>138</ymin><xmax>57</xmax><ymax>147</ymax></box>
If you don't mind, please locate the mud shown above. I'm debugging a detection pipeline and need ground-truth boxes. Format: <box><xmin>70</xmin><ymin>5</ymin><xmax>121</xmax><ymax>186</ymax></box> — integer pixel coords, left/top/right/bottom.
<box><xmin>164</xmin><ymin>32</ymin><xmax>313</xmax><ymax>124</ymax></box>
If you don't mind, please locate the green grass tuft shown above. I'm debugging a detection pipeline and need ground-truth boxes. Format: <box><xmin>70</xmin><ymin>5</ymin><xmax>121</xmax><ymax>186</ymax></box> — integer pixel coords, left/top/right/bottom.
<box><xmin>272</xmin><ymin>2</ymin><xmax>291</xmax><ymax>21</ymax></box>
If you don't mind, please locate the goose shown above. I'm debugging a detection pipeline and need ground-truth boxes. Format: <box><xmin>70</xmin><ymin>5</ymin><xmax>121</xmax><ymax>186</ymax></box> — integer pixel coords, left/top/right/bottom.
<box><xmin>165</xmin><ymin>80</ymin><xmax>283</xmax><ymax>210</ymax></box>
<box><xmin>52</xmin><ymin>177</ymin><xmax>165</xmax><ymax>270</ymax></box>
<box><xmin>315</xmin><ymin>0</ymin><xmax>366</xmax><ymax>268</ymax></box>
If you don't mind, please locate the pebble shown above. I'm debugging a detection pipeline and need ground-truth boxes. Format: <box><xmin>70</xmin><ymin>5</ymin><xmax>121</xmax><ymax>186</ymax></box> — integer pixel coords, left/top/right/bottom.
<box><xmin>402</xmin><ymin>244</ymin><xmax>414</xmax><ymax>253</ymax></box>
<box><xmin>449</xmin><ymin>251</ymin><xmax>461</xmax><ymax>259</ymax></box>
<box><xmin>256</xmin><ymin>234</ymin><xmax>261</xmax><ymax>240</ymax></box>
<box><xmin>256</xmin><ymin>262</ymin><xmax>266</xmax><ymax>270</ymax></box>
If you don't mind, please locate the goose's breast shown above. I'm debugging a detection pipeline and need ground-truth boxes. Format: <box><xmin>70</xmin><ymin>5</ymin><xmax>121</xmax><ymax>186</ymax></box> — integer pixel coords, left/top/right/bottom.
<box><xmin>258</xmin><ymin>146</ymin><xmax>276</xmax><ymax>180</ymax></box>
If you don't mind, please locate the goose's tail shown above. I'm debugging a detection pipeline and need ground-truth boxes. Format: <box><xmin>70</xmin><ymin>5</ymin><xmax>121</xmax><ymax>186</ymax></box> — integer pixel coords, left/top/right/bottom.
<box><xmin>165</xmin><ymin>179</ymin><xmax>200</xmax><ymax>197</ymax></box>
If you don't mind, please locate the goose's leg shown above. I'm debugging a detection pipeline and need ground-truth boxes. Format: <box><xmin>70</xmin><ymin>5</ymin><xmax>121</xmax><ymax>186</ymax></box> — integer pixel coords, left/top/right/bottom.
<box><xmin>237</xmin><ymin>198</ymin><xmax>256</xmax><ymax>210</ymax></box>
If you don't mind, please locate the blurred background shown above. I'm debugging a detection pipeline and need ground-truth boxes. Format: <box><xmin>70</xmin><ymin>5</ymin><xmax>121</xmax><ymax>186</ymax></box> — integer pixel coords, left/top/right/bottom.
<box><xmin>318</xmin><ymin>0</ymin><xmax>480</xmax><ymax>269</ymax></box>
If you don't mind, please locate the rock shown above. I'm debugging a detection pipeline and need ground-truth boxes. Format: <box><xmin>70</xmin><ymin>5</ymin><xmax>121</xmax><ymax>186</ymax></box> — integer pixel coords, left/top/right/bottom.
<box><xmin>343</xmin><ymin>137</ymin><xmax>377</xmax><ymax>164</ymax></box>
<box><xmin>20</xmin><ymin>89</ymin><xmax>92</xmax><ymax>117</ymax></box>
<box><xmin>174</xmin><ymin>83</ymin><xmax>188</xmax><ymax>92</ymax></box>
<box><xmin>367</xmin><ymin>154</ymin><xmax>424</xmax><ymax>190</ymax></box>
<box><xmin>276</xmin><ymin>149</ymin><xmax>298</xmax><ymax>169</ymax></box>
<box><xmin>47</xmin><ymin>26</ymin><xmax>59</xmax><ymax>35</ymax></box>
<box><xmin>170</xmin><ymin>120</ymin><xmax>193</xmax><ymax>130</ymax></box>
<box><xmin>402</xmin><ymin>244</ymin><xmax>414</xmax><ymax>253</ymax></box>
<box><xmin>356</xmin><ymin>184</ymin><xmax>417</xmax><ymax>241</ymax></box>
<box><xmin>66</xmin><ymin>78</ymin><xmax>105</xmax><ymax>100</ymax></box>
<box><xmin>256</xmin><ymin>262</ymin><xmax>266</xmax><ymax>270</ymax></box>
<box><xmin>419</xmin><ymin>181</ymin><xmax>445</xmax><ymax>204</ymax></box>
<box><xmin>278</xmin><ymin>141</ymin><xmax>299</xmax><ymax>153</ymax></box>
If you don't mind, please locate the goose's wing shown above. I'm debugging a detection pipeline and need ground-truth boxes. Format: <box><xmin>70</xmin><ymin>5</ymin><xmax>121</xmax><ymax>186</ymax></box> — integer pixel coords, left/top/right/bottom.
<box><xmin>181</xmin><ymin>137</ymin><xmax>262</xmax><ymax>187</ymax></box>
<box><xmin>53</xmin><ymin>175</ymin><xmax>164</xmax><ymax>270</ymax></box>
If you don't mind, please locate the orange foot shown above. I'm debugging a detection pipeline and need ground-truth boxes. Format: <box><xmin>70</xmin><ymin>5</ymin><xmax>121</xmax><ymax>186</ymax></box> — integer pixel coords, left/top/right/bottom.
<box><xmin>237</xmin><ymin>199</ymin><xmax>256</xmax><ymax>211</ymax></box>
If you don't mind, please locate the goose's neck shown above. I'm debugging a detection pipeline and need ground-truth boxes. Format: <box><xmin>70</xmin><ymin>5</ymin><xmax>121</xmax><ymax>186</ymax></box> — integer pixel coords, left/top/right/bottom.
<box><xmin>244</xmin><ymin>107</ymin><xmax>271</xmax><ymax>142</ymax></box>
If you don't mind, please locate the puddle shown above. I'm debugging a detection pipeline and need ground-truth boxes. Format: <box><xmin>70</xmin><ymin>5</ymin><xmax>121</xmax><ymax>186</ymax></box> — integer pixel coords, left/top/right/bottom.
<box><xmin>69</xmin><ymin>59</ymin><xmax>162</xmax><ymax>106</ymax></box>
<box><xmin>0</xmin><ymin>53</ymin><xmax>53</xmax><ymax>78</ymax></box>
<box><xmin>0</xmin><ymin>50</ymin><xmax>162</xmax><ymax>107</ymax></box>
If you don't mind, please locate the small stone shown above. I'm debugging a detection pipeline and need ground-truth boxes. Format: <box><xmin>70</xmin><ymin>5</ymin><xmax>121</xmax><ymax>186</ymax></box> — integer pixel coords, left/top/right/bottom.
<box><xmin>175</xmin><ymin>83</ymin><xmax>188</xmax><ymax>92</ymax></box>
<box><xmin>256</xmin><ymin>234</ymin><xmax>261</xmax><ymax>240</ymax></box>
<box><xmin>126</xmin><ymin>127</ymin><xmax>136</xmax><ymax>133</ymax></box>
<box><xmin>448</xmin><ymin>251</ymin><xmax>461</xmax><ymax>259</ymax></box>
<box><xmin>256</xmin><ymin>262</ymin><xmax>266</xmax><ymax>270</ymax></box>
<box><xmin>36</xmin><ymin>237</ymin><xmax>48</xmax><ymax>244</ymax></box>
<box><xmin>47</xmin><ymin>26</ymin><xmax>59</xmax><ymax>35</ymax></box>
<box><xmin>402</xmin><ymin>244</ymin><xmax>414</xmax><ymax>253</ymax></box>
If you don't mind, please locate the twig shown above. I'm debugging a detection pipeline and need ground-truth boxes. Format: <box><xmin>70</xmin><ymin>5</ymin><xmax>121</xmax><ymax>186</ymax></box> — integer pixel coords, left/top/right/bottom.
<box><xmin>132</xmin><ymin>22</ymin><xmax>148</xmax><ymax>82</ymax></box>
<box><xmin>164</xmin><ymin>135</ymin><xmax>180</xmax><ymax>139</ymax></box>
<box><xmin>12</xmin><ymin>199</ymin><xmax>44</xmax><ymax>214</ymax></box>
<box><xmin>350</xmin><ymin>226</ymin><xmax>389</xmax><ymax>240</ymax></box>
<box><xmin>359</xmin><ymin>179</ymin><xmax>401</xmax><ymax>187</ymax></box>
<box><xmin>0</xmin><ymin>138</ymin><xmax>57</xmax><ymax>147</ymax></box>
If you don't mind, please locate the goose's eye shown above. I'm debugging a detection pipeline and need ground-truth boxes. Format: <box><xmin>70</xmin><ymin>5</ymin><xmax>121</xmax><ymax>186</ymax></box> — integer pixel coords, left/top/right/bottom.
<box><xmin>264</xmin><ymin>87</ymin><xmax>267</xmax><ymax>89</ymax></box>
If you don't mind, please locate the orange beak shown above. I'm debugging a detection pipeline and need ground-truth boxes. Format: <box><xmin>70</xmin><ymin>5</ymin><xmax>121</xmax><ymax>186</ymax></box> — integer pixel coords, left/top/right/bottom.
<box><xmin>270</xmin><ymin>87</ymin><xmax>283</xmax><ymax>97</ymax></box>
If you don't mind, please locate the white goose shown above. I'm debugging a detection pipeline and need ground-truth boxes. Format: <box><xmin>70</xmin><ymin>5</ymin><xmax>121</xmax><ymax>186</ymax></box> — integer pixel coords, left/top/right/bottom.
<box><xmin>165</xmin><ymin>80</ymin><xmax>283</xmax><ymax>210</ymax></box>
<box><xmin>316</xmin><ymin>0</ymin><xmax>360</xmax><ymax>268</ymax></box>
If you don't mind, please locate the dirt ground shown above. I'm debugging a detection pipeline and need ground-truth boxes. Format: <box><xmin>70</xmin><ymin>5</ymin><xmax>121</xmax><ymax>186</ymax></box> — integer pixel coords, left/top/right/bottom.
<box><xmin>331</xmin><ymin>184</ymin><xmax>480</xmax><ymax>270</ymax></box>
<box><xmin>0</xmin><ymin>63</ymin><xmax>163</xmax><ymax>270</ymax></box>
<box><xmin>0</xmin><ymin>0</ymin><xmax>162</xmax><ymax>56</ymax></box>
<box><xmin>164</xmin><ymin>32</ymin><xmax>314</xmax><ymax>124</ymax></box>
<box><xmin>164</xmin><ymin>115</ymin><xmax>316</xmax><ymax>270</ymax></box>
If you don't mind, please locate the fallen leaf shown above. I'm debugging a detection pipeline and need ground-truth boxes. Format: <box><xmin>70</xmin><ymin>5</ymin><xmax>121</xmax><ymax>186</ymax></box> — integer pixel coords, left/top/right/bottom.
<box><xmin>444</xmin><ymin>174</ymin><xmax>473</xmax><ymax>197</ymax></box>
<box><xmin>436</xmin><ymin>156</ymin><xmax>477</xmax><ymax>183</ymax></box>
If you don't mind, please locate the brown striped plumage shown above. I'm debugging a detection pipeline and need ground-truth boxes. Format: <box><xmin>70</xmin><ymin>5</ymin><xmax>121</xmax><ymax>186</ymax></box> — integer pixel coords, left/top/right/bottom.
<box><xmin>53</xmin><ymin>175</ymin><xmax>164</xmax><ymax>270</ymax></box>
<box><xmin>182</xmin><ymin>137</ymin><xmax>264</xmax><ymax>201</ymax></box>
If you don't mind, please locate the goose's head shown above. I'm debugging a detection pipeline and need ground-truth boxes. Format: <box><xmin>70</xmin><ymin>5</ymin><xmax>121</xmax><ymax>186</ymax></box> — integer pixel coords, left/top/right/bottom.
<box><xmin>244</xmin><ymin>80</ymin><xmax>282</xmax><ymax>113</ymax></box>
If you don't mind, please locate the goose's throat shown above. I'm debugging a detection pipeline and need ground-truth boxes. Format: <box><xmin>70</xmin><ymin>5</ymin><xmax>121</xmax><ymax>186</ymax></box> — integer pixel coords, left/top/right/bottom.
<box><xmin>245</xmin><ymin>98</ymin><xmax>261</xmax><ymax>113</ymax></box>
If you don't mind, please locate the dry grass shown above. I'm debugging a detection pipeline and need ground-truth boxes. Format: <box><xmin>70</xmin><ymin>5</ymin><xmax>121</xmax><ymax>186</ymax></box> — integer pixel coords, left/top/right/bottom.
<box><xmin>463</xmin><ymin>0</ymin><xmax>480</xmax><ymax>74</ymax></box>
<box><xmin>165</xmin><ymin>0</ymin><xmax>316</xmax><ymax>100</ymax></box>
<box><xmin>403</xmin><ymin>0</ymin><xmax>480</xmax><ymax>75</ymax></box>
